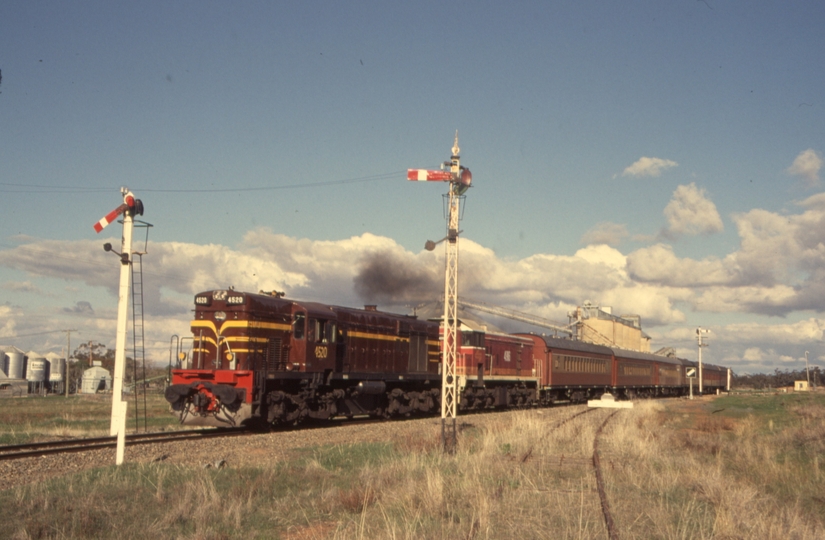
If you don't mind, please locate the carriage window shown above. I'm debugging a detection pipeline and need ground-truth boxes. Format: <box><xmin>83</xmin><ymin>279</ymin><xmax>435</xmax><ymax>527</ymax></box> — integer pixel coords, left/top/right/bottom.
<box><xmin>293</xmin><ymin>313</ymin><xmax>306</xmax><ymax>340</ymax></box>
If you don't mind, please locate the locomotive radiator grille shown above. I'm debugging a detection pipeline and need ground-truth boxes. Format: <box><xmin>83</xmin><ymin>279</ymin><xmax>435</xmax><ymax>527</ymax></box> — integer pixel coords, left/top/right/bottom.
<box><xmin>266</xmin><ymin>338</ymin><xmax>286</xmax><ymax>371</ymax></box>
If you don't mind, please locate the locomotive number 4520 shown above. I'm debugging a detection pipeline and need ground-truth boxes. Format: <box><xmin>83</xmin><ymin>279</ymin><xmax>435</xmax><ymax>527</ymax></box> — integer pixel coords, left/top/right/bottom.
<box><xmin>315</xmin><ymin>346</ymin><xmax>328</xmax><ymax>359</ymax></box>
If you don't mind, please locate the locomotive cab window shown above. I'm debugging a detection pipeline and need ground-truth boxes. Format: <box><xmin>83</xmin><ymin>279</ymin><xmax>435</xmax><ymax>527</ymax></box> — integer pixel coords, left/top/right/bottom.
<box><xmin>293</xmin><ymin>313</ymin><xmax>306</xmax><ymax>340</ymax></box>
<box><xmin>311</xmin><ymin>319</ymin><xmax>337</xmax><ymax>343</ymax></box>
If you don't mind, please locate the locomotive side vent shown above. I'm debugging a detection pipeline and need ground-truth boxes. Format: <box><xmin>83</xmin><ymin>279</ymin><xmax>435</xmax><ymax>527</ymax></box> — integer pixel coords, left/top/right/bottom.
<box><xmin>267</xmin><ymin>338</ymin><xmax>285</xmax><ymax>371</ymax></box>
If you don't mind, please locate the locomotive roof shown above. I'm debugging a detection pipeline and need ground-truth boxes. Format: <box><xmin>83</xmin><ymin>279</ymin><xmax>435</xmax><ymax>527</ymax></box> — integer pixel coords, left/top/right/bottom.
<box><xmin>203</xmin><ymin>290</ymin><xmax>426</xmax><ymax>323</ymax></box>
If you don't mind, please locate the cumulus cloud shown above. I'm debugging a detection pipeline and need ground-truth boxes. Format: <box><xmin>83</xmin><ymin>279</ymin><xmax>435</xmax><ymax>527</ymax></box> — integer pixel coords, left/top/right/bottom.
<box><xmin>580</xmin><ymin>222</ymin><xmax>629</xmax><ymax>246</ymax></box>
<box><xmin>742</xmin><ymin>347</ymin><xmax>763</xmax><ymax>362</ymax></box>
<box><xmin>0</xmin><ymin>305</ymin><xmax>16</xmax><ymax>338</ymax></box>
<box><xmin>787</xmin><ymin>148</ymin><xmax>823</xmax><ymax>186</ymax></box>
<box><xmin>622</xmin><ymin>157</ymin><xmax>678</xmax><ymax>178</ymax></box>
<box><xmin>661</xmin><ymin>183</ymin><xmax>724</xmax><ymax>238</ymax></box>
<box><xmin>627</xmin><ymin>244</ymin><xmax>737</xmax><ymax>287</ymax></box>
<box><xmin>7</xmin><ymin>208</ymin><xmax>825</xmax><ymax>373</ymax></box>
<box><xmin>623</xmin><ymin>191</ymin><xmax>825</xmax><ymax>316</ymax></box>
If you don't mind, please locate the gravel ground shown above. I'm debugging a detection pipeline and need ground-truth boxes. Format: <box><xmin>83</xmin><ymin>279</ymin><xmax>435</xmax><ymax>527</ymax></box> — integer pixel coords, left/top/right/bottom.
<box><xmin>0</xmin><ymin>410</ymin><xmax>542</xmax><ymax>492</ymax></box>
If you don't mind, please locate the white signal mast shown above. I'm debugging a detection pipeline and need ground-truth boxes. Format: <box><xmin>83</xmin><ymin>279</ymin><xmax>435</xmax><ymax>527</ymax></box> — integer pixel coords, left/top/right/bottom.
<box><xmin>93</xmin><ymin>187</ymin><xmax>144</xmax><ymax>465</ymax></box>
<box><xmin>408</xmin><ymin>132</ymin><xmax>472</xmax><ymax>452</ymax></box>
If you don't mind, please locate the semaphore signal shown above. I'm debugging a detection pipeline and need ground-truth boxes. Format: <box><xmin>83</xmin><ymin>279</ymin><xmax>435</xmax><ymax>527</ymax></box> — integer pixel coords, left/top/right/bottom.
<box><xmin>407</xmin><ymin>132</ymin><xmax>472</xmax><ymax>453</ymax></box>
<box><xmin>93</xmin><ymin>187</ymin><xmax>144</xmax><ymax>465</ymax></box>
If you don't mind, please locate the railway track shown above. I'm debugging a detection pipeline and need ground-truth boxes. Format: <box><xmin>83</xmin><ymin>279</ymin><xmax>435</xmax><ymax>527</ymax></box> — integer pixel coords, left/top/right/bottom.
<box><xmin>0</xmin><ymin>428</ymin><xmax>251</xmax><ymax>461</ymax></box>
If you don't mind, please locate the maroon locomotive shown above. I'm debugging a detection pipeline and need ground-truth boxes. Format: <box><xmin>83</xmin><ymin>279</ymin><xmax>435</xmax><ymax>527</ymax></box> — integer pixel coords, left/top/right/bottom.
<box><xmin>166</xmin><ymin>289</ymin><xmax>729</xmax><ymax>427</ymax></box>
<box><xmin>166</xmin><ymin>289</ymin><xmax>444</xmax><ymax>427</ymax></box>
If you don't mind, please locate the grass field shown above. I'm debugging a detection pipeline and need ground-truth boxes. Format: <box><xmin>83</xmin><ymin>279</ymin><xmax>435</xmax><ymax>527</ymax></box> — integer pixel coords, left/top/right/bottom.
<box><xmin>1</xmin><ymin>391</ymin><xmax>824</xmax><ymax>539</ymax></box>
<box><xmin>0</xmin><ymin>393</ymin><xmax>180</xmax><ymax>445</ymax></box>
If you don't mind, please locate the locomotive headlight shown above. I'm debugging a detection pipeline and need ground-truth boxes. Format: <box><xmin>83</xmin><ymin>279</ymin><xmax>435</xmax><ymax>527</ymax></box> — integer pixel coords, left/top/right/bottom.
<box><xmin>214</xmin><ymin>311</ymin><xmax>227</xmax><ymax>321</ymax></box>
<box><xmin>225</xmin><ymin>352</ymin><xmax>235</xmax><ymax>361</ymax></box>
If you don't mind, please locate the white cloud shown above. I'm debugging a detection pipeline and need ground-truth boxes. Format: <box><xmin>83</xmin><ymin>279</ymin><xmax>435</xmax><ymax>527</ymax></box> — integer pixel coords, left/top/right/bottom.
<box><xmin>622</xmin><ymin>157</ymin><xmax>678</xmax><ymax>178</ymax></box>
<box><xmin>627</xmin><ymin>244</ymin><xmax>737</xmax><ymax>287</ymax></box>
<box><xmin>580</xmin><ymin>222</ymin><xmax>628</xmax><ymax>246</ymax></box>
<box><xmin>0</xmin><ymin>305</ymin><xmax>17</xmax><ymax>339</ymax></box>
<box><xmin>662</xmin><ymin>183</ymin><xmax>724</xmax><ymax>238</ymax></box>
<box><xmin>742</xmin><ymin>347</ymin><xmax>763</xmax><ymax>362</ymax></box>
<box><xmin>786</xmin><ymin>148</ymin><xmax>823</xmax><ymax>186</ymax></box>
<box><xmin>623</xmin><ymin>191</ymin><xmax>825</xmax><ymax>316</ymax></box>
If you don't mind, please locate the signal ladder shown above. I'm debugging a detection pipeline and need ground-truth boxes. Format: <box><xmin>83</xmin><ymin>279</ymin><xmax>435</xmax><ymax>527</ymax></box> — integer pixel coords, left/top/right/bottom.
<box><xmin>131</xmin><ymin>221</ymin><xmax>152</xmax><ymax>432</ymax></box>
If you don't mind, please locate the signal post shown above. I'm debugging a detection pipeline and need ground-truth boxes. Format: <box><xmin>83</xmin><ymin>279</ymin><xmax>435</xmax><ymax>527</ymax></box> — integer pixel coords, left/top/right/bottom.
<box><xmin>93</xmin><ymin>188</ymin><xmax>144</xmax><ymax>464</ymax></box>
<box><xmin>408</xmin><ymin>133</ymin><xmax>472</xmax><ymax>453</ymax></box>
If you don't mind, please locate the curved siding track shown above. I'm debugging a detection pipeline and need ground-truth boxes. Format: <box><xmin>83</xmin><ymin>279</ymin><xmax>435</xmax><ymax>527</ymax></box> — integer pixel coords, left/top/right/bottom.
<box><xmin>519</xmin><ymin>406</ymin><xmax>623</xmax><ymax>539</ymax></box>
<box><xmin>593</xmin><ymin>410</ymin><xmax>621</xmax><ymax>540</ymax></box>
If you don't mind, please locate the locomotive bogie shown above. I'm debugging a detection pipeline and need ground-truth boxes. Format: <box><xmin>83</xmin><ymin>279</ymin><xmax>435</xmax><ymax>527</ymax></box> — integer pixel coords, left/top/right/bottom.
<box><xmin>165</xmin><ymin>369</ymin><xmax>254</xmax><ymax>427</ymax></box>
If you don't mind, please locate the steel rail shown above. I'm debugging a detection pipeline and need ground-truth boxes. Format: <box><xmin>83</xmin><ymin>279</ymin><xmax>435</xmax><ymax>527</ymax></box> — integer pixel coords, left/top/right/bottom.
<box><xmin>0</xmin><ymin>428</ymin><xmax>249</xmax><ymax>461</ymax></box>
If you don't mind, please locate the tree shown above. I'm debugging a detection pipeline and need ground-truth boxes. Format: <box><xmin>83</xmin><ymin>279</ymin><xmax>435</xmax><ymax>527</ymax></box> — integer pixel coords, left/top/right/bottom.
<box><xmin>69</xmin><ymin>342</ymin><xmax>135</xmax><ymax>384</ymax></box>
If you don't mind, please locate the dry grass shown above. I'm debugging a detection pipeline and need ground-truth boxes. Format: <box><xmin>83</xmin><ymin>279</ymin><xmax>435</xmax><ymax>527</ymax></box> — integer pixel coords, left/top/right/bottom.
<box><xmin>599</xmin><ymin>397</ymin><xmax>825</xmax><ymax>539</ymax></box>
<box><xmin>2</xmin><ymin>394</ymin><xmax>824</xmax><ymax>538</ymax></box>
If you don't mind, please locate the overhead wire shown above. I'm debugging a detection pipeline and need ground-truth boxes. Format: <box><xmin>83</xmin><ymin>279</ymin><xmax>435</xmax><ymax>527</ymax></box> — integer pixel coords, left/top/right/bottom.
<box><xmin>0</xmin><ymin>170</ymin><xmax>403</xmax><ymax>194</ymax></box>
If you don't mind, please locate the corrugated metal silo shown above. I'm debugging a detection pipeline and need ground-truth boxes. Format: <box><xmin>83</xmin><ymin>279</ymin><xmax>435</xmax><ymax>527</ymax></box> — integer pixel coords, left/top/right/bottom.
<box><xmin>5</xmin><ymin>346</ymin><xmax>26</xmax><ymax>379</ymax></box>
<box><xmin>45</xmin><ymin>352</ymin><xmax>66</xmax><ymax>383</ymax></box>
<box><xmin>0</xmin><ymin>347</ymin><xmax>7</xmax><ymax>376</ymax></box>
<box><xmin>25</xmin><ymin>351</ymin><xmax>48</xmax><ymax>383</ymax></box>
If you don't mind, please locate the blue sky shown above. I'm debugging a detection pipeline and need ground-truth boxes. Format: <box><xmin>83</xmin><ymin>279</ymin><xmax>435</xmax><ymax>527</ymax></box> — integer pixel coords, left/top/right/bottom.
<box><xmin>1</xmin><ymin>1</ymin><xmax>824</xmax><ymax>375</ymax></box>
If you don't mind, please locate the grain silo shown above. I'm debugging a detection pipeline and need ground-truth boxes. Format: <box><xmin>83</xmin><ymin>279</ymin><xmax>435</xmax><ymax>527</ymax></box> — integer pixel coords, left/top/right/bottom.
<box><xmin>0</xmin><ymin>346</ymin><xmax>8</xmax><ymax>376</ymax></box>
<box><xmin>26</xmin><ymin>350</ymin><xmax>49</xmax><ymax>394</ymax></box>
<box><xmin>45</xmin><ymin>352</ymin><xmax>66</xmax><ymax>393</ymax></box>
<box><xmin>4</xmin><ymin>346</ymin><xmax>26</xmax><ymax>380</ymax></box>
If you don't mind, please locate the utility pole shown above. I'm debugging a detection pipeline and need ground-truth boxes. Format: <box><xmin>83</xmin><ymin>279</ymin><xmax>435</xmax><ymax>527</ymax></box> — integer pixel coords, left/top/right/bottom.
<box><xmin>63</xmin><ymin>329</ymin><xmax>76</xmax><ymax>397</ymax></box>
<box><xmin>697</xmin><ymin>328</ymin><xmax>710</xmax><ymax>395</ymax></box>
<box><xmin>805</xmin><ymin>351</ymin><xmax>811</xmax><ymax>387</ymax></box>
<box><xmin>408</xmin><ymin>132</ymin><xmax>472</xmax><ymax>453</ymax></box>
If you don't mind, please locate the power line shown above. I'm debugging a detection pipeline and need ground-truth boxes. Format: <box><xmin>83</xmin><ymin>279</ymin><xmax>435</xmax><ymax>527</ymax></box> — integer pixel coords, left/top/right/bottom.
<box><xmin>0</xmin><ymin>171</ymin><xmax>402</xmax><ymax>194</ymax></box>
<box><xmin>1</xmin><ymin>329</ymin><xmax>76</xmax><ymax>339</ymax></box>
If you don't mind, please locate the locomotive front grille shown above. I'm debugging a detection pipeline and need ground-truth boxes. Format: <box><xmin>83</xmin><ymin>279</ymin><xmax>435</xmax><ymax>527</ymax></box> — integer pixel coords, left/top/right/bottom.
<box><xmin>266</xmin><ymin>338</ymin><xmax>286</xmax><ymax>371</ymax></box>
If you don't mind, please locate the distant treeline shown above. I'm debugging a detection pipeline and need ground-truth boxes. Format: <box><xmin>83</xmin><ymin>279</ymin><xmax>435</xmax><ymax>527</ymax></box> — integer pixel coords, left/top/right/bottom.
<box><xmin>733</xmin><ymin>367</ymin><xmax>822</xmax><ymax>389</ymax></box>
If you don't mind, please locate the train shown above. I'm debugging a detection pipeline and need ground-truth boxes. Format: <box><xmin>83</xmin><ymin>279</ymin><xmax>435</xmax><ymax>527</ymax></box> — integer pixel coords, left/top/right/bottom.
<box><xmin>165</xmin><ymin>289</ymin><xmax>729</xmax><ymax>427</ymax></box>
